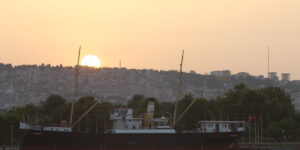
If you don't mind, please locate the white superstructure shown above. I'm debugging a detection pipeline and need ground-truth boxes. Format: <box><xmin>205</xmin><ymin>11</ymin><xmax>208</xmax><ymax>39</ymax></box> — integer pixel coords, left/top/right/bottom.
<box><xmin>197</xmin><ymin>121</ymin><xmax>245</xmax><ymax>133</ymax></box>
<box><xmin>20</xmin><ymin>122</ymin><xmax>72</xmax><ymax>132</ymax></box>
<box><xmin>108</xmin><ymin>100</ymin><xmax>172</xmax><ymax>133</ymax></box>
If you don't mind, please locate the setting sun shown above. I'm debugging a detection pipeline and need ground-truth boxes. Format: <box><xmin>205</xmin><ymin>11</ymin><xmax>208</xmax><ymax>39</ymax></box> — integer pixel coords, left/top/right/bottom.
<box><xmin>81</xmin><ymin>54</ymin><xmax>101</xmax><ymax>68</ymax></box>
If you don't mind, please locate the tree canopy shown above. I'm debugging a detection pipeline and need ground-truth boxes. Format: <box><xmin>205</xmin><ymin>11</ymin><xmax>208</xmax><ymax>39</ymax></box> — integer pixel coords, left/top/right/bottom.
<box><xmin>0</xmin><ymin>84</ymin><xmax>299</xmax><ymax>144</ymax></box>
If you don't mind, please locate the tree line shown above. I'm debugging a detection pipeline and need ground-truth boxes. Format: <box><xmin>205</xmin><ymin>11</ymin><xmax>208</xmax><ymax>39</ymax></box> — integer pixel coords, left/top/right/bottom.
<box><xmin>0</xmin><ymin>84</ymin><xmax>299</xmax><ymax>144</ymax></box>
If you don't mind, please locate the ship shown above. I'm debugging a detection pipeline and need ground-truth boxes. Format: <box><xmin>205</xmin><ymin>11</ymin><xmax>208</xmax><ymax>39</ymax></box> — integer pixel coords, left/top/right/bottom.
<box><xmin>19</xmin><ymin>49</ymin><xmax>245</xmax><ymax>150</ymax></box>
<box><xmin>19</xmin><ymin>100</ymin><xmax>245</xmax><ymax>150</ymax></box>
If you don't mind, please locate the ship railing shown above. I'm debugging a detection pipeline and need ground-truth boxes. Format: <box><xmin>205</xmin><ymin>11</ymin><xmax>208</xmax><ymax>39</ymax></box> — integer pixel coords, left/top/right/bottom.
<box><xmin>105</xmin><ymin>129</ymin><xmax>176</xmax><ymax>134</ymax></box>
<box><xmin>198</xmin><ymin>127</ymin><xmax>245</xmax><ymax>133</ymax></box>
<box><xmin>154</xmin><ymin>125</ymin><xmax>171</xmax><ymax>129</ymax></box>
<box><xmin>20</xmin><ymin>122</ymin><xmax>72</xmax><ymax>132</ymax></box>
<box><xmin>0</xmin><ymin>145</ymin><xmax>19</xmax><ymax>150</ymax></box>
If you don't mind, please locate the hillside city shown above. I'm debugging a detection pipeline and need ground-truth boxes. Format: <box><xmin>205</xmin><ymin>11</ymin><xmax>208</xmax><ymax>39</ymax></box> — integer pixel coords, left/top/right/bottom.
<box><xmin>1</xmin><ymin>63</ymin><xmax>300</xmax><ymax>111</ymax></box>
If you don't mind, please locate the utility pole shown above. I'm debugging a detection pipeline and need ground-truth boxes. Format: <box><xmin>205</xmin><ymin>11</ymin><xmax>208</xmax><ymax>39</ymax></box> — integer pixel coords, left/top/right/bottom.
<box><xmin>11</xmin><ymin>125</ymin><xmax>14</xmax><ymax>145</ymax></box>
<box><xmin>266</xmin><ymin>47</ymin><xmax>270</xmax><ymax>148</ymax></box>
<box><xmin>267</xmin><ymin>47</ymin><xmax>270</xmax><ymax>86</ymax></box>
<box><xmin>173</xmin><ymin>50</ymin><xmax>184</xmax><ymax>127</ymax></box>
<box><xmin>260</xmin><ymin>114</ymin><xmax>263</xmax><ymax>144</ymax></box>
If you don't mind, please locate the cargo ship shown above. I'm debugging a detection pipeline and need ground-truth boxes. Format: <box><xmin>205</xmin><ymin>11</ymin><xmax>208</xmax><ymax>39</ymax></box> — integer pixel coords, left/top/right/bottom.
<box><xmin>19</xmin><ymin>50</ymin><xmax>245</xmax><ymax>150</ymax></box>
<box><xmin>19</xmin><ymin>100</ymin><xmax>245</xmax><ymax>150</ymax></box>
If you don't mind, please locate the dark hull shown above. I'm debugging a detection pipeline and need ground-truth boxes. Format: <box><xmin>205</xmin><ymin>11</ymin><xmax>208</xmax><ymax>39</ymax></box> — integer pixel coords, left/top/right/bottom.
<box><xmin>20</xmin><ymin>130</ymin><xmax>242</xmax><ymax>150</ymax></box>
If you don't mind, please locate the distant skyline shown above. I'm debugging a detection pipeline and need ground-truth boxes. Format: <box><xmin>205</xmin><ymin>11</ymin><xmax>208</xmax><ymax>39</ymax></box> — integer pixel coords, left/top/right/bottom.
<box><xmin>1</xmin><ymin>0</ymin><xmax>300</xmax><ymax>79</ymax></box>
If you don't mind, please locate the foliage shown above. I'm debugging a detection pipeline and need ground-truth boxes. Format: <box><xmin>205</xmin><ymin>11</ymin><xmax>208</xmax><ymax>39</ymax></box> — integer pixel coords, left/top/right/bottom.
<box><xmin>0</xmin><ymin>84</ymin><xmax>300</xmax><ymax>144</ymax></box>
<box><xmin>42</xmin><ymin>95</ymin><xmax>68</xmax><ymax>125</ymax></box>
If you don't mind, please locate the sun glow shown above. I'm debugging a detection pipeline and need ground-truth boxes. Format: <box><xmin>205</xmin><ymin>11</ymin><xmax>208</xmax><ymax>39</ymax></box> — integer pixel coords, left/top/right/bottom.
<box><xmin>80</xmin><ymin>54</ymin><xmax>101</xmax><ymax>68</ymax></box>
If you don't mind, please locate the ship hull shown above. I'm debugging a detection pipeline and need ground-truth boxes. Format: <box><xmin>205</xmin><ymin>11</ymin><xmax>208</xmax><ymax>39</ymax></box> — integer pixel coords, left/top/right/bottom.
<box><xmin>20</xmin><ymin>130</ymin><xmax>242</xmax><ymax>150</ymax></box>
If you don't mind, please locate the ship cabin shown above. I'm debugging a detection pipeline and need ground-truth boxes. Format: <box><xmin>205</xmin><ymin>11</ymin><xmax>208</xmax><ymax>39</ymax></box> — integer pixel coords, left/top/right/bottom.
<box><xmin>197</xmin><ymin>121</ymin><xmax>245</xmax><ymax>133</ymax></box>
<box><xmin>107</xmin><ymin>101</ymin><xmax>246</xmax><ymax>134</ymax></box>
<box><xmin>107</xmin><ymin>100</ymin><xmax>175</xmax><ymax>134</ymax></box>
<box><xmin>110</xmin><ymin>108</ymin><xmax>143</xmax><ymax>130</ymax></box>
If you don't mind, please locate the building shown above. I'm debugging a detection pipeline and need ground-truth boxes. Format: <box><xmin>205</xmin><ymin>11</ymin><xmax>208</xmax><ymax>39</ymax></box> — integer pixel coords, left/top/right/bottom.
<box><xmin>257</xmin><ymin>75</ymin><xmax>265</xmax><ymax>80</ymax></box>
<box><xmin>268</xmin><ymin>72</ymin><xmax>278</xmax><ymax>81</ymax></box>
<box><xmin>281</xmin><ymin>73</ymin><xmax>290</xmax><ymax>82</ymax></box>
<box><xmin>235</xmin><ymin>72</ymin><xmax>250</xmax><ymax>78</ymax></box>
<box><xmin>210</xmin><ymin>70</ymin><xmax>231</xmax><ymax>78</ymax></box>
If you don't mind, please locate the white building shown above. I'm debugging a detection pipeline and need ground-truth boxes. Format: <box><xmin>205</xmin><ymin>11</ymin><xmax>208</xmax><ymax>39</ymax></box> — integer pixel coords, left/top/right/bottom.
<box><xmin>210</xmin><ymin>70</ymin><xmax>231</xmax><ymax>78</ymax></box>
<box><xmin>236</xmin><ymin>72</ymin><xmax>250</xmax><ymax>78</ymax></box>
<box><xmin>281</xmin><ymin>73</ymin><xmax>290</xmax><ymax>82</ymax></box>
<box><xmin>268</xmin><ymin>72</ymin><xmax>278</xmax><ymax>81</ymax></box>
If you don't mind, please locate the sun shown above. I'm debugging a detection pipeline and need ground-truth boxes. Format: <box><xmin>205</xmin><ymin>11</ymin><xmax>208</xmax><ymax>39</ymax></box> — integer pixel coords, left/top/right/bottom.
<box><xmin>80</xmin><ymin>54</ymin><xmax>101</xmax><ymax>68</ymax></box>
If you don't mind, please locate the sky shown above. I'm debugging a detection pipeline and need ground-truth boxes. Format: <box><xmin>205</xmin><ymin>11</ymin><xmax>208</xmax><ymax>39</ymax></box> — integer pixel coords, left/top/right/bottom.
<box><xmin>1</xmin><ymin>0</ymin><xmax>300</xmax><ymax>79</ymax></box>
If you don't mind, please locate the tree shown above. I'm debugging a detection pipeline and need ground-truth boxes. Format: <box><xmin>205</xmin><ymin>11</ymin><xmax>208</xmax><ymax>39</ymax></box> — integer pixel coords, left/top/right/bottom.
<box><xmin>176</xmin><ymin>93</ymin><xmax>212</xmax><ymax>129</ymax></box>
<box><xmin>42</xmin><ymin>95</ymin><xmax>68</xmax><ymax>125</ymax></box>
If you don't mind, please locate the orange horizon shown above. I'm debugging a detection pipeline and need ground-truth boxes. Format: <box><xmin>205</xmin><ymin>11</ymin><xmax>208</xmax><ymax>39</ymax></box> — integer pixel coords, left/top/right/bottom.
<box><xmin>1</xmin><ymin>0</ymin><xmax>300</xmax><ymax>79</ymax></box>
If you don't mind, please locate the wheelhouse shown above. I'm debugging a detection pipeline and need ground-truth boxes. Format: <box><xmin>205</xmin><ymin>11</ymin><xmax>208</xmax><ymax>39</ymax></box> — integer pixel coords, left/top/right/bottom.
<box><xmin>197</xmin><ymin>121</ymin><xmax>245</xmax><ymax>133</ymax></box>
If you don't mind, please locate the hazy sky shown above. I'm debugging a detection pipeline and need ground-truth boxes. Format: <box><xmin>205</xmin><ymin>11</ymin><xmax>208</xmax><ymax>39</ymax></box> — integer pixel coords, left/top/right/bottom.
<box><xmin>1</xmin><ymin>0</ymin><xmax>300</xmax><ymax>79</ymax></box>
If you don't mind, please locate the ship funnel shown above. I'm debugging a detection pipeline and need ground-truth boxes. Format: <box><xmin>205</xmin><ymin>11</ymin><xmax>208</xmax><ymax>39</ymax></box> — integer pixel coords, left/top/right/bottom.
<box><xmin>147</xmin><ymin>99</ymin><xmax>155</xmax><ymax>113</ymax></box>
<box><xmin>143</xmin><ymin>99</ymin><xmax>155</xmax><ymax>128</ymax></box>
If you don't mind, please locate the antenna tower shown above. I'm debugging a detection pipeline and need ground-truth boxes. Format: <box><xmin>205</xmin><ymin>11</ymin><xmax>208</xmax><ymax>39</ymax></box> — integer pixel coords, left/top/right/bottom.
<box><xmin>267</xmin><ymin>46</ymin><xmax>270</xmax><ymax>86</ymax></box>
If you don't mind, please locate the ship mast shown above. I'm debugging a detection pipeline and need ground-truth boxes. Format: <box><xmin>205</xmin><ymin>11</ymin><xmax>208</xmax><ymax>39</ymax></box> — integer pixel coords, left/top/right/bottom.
<box><xmin>172</xmin><ymin>50</ymin><xmax>199</xmax><ymax>126</ymax></box>
<box><xmin>172</xmin><ymin>50</ymin><xmax>184</xmax><ymax>127</ymax></box>
<box><xmin>69</xmin><ymin>46</ymin><xmax>81</xmax><ymax>126</ymax></box>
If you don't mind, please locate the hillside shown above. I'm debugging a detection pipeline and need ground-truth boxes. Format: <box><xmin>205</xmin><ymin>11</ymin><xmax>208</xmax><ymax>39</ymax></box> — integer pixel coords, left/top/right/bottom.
<box><xmin>0</xmin><ymin>63</ymin><xmax>299</xmax><ymax>110</ymax></box>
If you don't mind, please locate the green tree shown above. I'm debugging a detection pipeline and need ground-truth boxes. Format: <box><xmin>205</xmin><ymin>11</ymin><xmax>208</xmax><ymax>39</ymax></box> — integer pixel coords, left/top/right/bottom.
<box><xmin>176</xmin><ymin>93</ymin><xmax>212</xmax><ymax>129</ymax></box>
<box><xmin>42</xmin><ymin>95</ymin><xmax>68</xmax><ymax>125</ymax></box>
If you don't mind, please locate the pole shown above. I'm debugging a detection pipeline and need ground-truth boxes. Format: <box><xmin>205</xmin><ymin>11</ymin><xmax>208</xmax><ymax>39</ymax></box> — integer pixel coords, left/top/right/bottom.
<box><xmin>257</xmin><ymin>117</ymin><xmax>260</xmax><ymax>144</ymax></box>
<box><xmin>11</xmin><ymin>125</ymin><xmax>14</xmax><ymax>145</ymax></box>
<box><xmin>261</xmin><ymin>113</ymin><xmax>263</xmax><ymax>144</ymax></box>
<box><xmin>255</xmin><ymin>117</ymin><xmax>257</xmax><ymax>144</ymax></box>
<box><xmin>267</xmin><ymin>46</ymin><xmax>270</xmax><ymax>86</ymax></box>
<box><xmin>266</xmin><ymin>113</ymin><xmax>269</xmax><ymax>149</ymax></box>
<box><xmin>249</xmin><ymin>120</ymin><xmax>251</xmax><ymax>144</ymax></box>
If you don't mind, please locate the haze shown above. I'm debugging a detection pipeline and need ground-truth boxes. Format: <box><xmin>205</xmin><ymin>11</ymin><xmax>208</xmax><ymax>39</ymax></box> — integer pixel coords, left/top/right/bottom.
<box><xmin>1</xmin><ymin>0</ymin><xmax>300</xmax><ymax>79</ymax></box>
